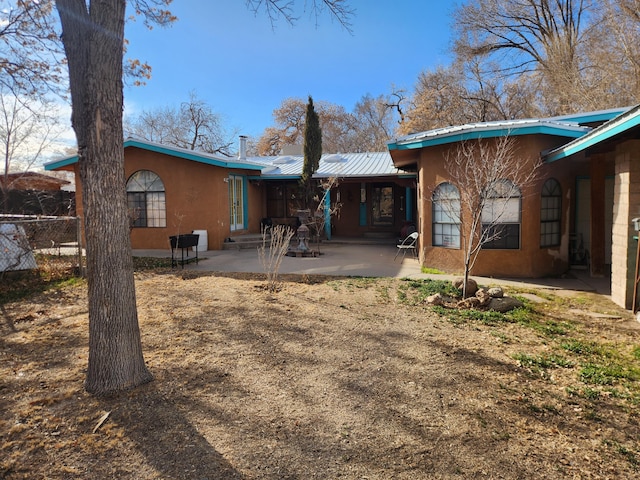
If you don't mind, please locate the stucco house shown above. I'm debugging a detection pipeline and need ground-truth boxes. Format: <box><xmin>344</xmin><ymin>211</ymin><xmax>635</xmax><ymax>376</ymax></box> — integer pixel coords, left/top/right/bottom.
<box><xmin>46</xmin><ymin>138</ymin><xmax>266</xmax><ymax>250</ymax></box>
<box><xmin>387</xmin><ymin>106</ymin><xmax>640</xmax><ymax>311</ymax></box>
<box><xmin>45</xmin><ymin>136</ymin><xmax>417</xmax><ymax>250</ymax></box>
<box><xmin>45</xmin><ymin>105</ymin><xmax>640</xmax><ymax>310</ymax></box>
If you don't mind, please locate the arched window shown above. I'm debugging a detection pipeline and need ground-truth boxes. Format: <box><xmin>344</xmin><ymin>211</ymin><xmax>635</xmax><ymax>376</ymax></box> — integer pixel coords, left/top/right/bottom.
<box><xmin>432</xmin><ymin>182</ymin><xmax>460</xmax><ymax>248</ymax></box>
<box><xmin>482</xmin><ymin>179</ymin><xmax>521</xmax><ymax>249</ymax></box>
<box><xmin>540</xmin><ymin>178</ymin><xmax>562</xmax><ymax>247</ymax></box>
<box><xmin>126</xmin><ymin>170</ymin><xmax>166</xmax><ymax>228</ymax></box>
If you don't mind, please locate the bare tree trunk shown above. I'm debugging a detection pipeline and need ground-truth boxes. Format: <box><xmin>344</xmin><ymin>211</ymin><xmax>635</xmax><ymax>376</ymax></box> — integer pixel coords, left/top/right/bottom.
<box><xmin>57</xmin><ymin>0</ymin><xmax>152</xmax><ymax>395</ymax></box>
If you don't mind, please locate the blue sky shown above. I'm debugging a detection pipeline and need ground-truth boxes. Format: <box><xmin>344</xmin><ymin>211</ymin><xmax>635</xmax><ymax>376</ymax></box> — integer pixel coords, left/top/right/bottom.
<box><xmin>122</xmin><ymin>0</ymin><xmax>456</xmax><ymax>141</ymax></box>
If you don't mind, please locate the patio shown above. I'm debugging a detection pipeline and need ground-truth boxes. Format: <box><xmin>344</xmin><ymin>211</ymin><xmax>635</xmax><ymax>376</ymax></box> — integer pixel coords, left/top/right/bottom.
<box><xmin>133</xmin><ymin>240</ymin><xmax>612</xmax><ymax>296</ymax></box>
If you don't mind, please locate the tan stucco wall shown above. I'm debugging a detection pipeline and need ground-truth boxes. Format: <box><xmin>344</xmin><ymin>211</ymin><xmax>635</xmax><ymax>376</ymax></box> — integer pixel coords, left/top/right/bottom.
<box><xmin>128</xmin><ymin>148</ymin><xmax>266</xmax><ymax>250</ymax></box>
<box><xmin>611</xmin><ymin>140</ymin><xmax>640</xmax><ymax>309</ymax></box>
<box><xmin>412</xmin><ymin>135</ymin><xmax>577</xmax><ymax>278</ymax></box>
<box><xmin>70</xmin><ymin>147</ymin><xmax>264</xmax><ymax>251</ymax></box>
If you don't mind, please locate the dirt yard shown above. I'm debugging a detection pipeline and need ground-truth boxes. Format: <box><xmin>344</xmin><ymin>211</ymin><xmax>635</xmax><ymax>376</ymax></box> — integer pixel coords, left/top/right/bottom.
<box><xmin>2</xmin><ymin>269</ymin><xmax>640</xmax><ymax>479</ymax></box>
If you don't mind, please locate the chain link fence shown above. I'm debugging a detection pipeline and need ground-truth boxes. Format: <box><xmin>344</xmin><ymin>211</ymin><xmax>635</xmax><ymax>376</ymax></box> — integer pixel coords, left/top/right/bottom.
<box><xmin>0</xmin><ymin>215</ymin><xmax>84</xmax><ymax>276</ymax></box>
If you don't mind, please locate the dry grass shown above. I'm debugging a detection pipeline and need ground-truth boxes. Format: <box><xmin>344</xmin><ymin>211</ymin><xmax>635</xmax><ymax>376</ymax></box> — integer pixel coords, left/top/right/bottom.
<box><xmin>2</xmin><ymin>270</ymin><xmax>640</xmax><ymax>479</ymax></box>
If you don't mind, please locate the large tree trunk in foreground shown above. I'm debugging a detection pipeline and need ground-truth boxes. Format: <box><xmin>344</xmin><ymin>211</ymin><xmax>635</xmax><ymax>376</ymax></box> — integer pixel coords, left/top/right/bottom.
<box><xmin>57</xmin><ymin>0</ymin><xmax>152</xmax><ymax>395</ymax></box>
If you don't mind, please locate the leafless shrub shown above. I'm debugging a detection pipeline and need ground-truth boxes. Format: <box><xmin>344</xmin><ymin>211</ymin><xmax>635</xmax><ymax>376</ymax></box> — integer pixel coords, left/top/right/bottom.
<box><xmin>257</xmin><ymin>224</ymin><xmax>295</xmax><ymax>292</ymax></box>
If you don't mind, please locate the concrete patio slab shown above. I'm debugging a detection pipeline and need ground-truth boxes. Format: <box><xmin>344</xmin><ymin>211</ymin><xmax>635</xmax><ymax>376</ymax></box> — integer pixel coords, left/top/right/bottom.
<box><xmin>133</xmin><ymin>242</ymin><xmax>612</xmax><ymax>297</ymax></box>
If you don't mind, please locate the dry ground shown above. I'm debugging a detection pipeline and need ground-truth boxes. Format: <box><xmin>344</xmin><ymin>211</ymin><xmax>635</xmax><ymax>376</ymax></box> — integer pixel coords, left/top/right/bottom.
<box><xmin>2</xmin><ymin>269</ymin><xmax>640</xmax><ymax>479</ymax></box>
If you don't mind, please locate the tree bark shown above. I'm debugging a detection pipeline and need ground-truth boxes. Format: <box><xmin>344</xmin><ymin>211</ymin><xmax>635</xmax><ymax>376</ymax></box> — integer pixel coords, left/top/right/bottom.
<box><xmin>56</xmin><ymin>0</ymin><xmax>152</xmax><ymax>395</ymax></box>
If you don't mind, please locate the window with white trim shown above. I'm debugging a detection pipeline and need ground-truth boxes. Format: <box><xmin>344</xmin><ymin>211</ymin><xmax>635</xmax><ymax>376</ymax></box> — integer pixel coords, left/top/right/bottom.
<box><xmin>126</xmin><ymin>170</ymin><xmax>166</xmax><ymax>228</ymax></box>
<box><xmin>432</xmin><ymin>182</ymin><xmax>460</xmax><ymax>248</ymax></box>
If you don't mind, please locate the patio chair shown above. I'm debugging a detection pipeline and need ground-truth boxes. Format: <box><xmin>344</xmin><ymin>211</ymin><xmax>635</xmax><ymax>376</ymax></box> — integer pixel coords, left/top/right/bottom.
<box><xmin>394</xmin><ymin>231</ymin><xmax>419</xmax><ymax>261</ymax></box>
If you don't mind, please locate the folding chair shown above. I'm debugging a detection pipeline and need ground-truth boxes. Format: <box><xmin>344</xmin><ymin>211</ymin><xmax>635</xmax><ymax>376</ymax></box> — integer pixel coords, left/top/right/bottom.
<box><xmin>394</xmin><ymin>231</ymin><xmax>419</xmax><ymax>261</ymax></box>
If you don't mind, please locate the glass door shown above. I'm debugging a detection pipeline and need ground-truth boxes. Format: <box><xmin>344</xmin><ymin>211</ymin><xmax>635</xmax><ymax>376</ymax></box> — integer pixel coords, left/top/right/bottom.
<box><xmin>372</xmin><ymin>185</ymin><xmax>394</xmax><ymax>226</ymax></box>
<box><xmin>229</xmin><ymin>175</ymin><xmax>244</xmax><ymax>231</ymax></box>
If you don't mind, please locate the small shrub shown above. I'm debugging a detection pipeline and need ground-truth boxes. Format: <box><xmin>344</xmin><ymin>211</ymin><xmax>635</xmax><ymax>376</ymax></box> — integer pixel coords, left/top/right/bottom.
<box><xmin>257</xmin><ymin>225</ymin><xmax>295</xmax><ymax>293</ymax></box>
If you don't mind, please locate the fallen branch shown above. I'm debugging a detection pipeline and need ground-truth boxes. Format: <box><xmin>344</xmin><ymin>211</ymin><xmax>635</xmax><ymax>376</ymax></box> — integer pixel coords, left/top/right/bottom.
<box><xmin>93</xmin><ymin>411</ymin><xmax>111</xmax><ymax>433</ymax></box>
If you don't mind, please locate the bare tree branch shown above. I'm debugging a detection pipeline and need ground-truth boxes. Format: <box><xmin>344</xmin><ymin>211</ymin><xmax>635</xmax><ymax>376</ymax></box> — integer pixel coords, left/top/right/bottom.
<box><xmin>245</xmin><ymin>0</ymin><xmax>354</xmax><ymax>33</ymax></box>
<box><xmin>438</xmin><ymin>136</ymin><xmax>541</xmax><ymax>297</ymax></box>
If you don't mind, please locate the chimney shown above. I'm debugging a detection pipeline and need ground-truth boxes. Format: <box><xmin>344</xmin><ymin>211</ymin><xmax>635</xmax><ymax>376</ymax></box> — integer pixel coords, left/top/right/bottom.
<box><xmin>238</xmin><ymin>135</ymin><xmax>247</xmax><ymax>160</ymax></box>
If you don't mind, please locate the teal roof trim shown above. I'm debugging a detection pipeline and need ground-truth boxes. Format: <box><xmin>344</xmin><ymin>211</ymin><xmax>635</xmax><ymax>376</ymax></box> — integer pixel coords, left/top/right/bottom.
<box><xmin>388</xmin><ymin>123</ymin><xmax>587</xmax><ymax>151</ymax></box>
<box><xmin>549</xmin><ymin>107</ymin><xmax>631</xmax><ymax>125</ymax></box>
<box><xmin>545</xmin><ymin>105</ymin><xmax>640</xmax><ymax>162</ymax></box>
<box><xmin>44</xmin><ymin>138</ymin><xmax>265</xmax><ymax>172</ymax></box>
<box><xmin>44</xmin><ymin>155</ymin><xmax>77</xmax><ymax>170</ymax></box>
<box><xmin>122</xmin><ymin>139</ymin><xmax>264</xmax><ymax>171</ymax></box>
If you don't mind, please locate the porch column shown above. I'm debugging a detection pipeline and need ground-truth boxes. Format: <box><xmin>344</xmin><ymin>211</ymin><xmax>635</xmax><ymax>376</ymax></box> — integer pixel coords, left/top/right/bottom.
<box><xmin>589</xmin><ymin>155</ymin><xmax>606</xmax><ymax>277</ymax></box>
<box><xmin>324</xmin><ymin>189</ymin><xmax>331</xmax><ymax>240</ymax></box>
<box><xmin>611</xmin><ymin>140</ymin><xmax>640</xmax><ymax>310</ymax></box>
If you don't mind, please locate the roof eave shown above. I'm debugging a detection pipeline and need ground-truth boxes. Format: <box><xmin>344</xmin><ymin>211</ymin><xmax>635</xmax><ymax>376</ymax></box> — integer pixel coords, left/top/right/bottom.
<box><xmin>545</xmin><ymin>105</ymin><xmax>640</xmax><ymax>163</ymax></box>
<box><xmin>45</xmin><ymin>139</ymin><xmax>265</xmax><ymax>172</ymax></box>
<box><xmin>388</xmin><ymin>124</ymin><xmax>587</xmax><ymax>151</ymax></box>
<box><xmin>44</xmin><ymin>156</ymin><xmax>78</xmax><ymax>171</ymax></box>
<box><xmin>123</xmin><ymin>139</ymin><xmax>264</xmax><ymax>171</ymax></box>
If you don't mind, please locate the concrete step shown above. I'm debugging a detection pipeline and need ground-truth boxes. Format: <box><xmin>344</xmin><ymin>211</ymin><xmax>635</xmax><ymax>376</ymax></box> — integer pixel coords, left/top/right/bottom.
<box><xmin>222</xmin><ymin>234</ymin><xmax>268</xmax><ymax>250</ymax></box>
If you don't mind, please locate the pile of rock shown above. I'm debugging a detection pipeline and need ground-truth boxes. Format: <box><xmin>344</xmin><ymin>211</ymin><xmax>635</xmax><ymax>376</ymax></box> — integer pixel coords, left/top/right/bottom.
<box><xmin>426</xmin><ymin>277</ymin><xmax>524</xmax><ymax>313</ymax></box>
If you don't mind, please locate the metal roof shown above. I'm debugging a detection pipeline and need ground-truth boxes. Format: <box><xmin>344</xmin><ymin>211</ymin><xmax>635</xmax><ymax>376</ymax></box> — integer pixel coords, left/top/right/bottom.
<box><xmin>545</xmin><ymin>107</ymin><xmax>631</xmax><ymax>125</ymax></box>
<box><xmin>45</xmin><ymin>138</ymin><xmax>408</xmax><ymax>179</ymax></box>
<box><xmin>544</xmin><ymin>104</ymin><xmax>640</xmax><ymax>162</ymax></box>
<box><xmin>246</xmin><ymin>151</ymin><xmax>407</xmax><ymax>179</ymax></box>
<box><xmin>388</xmin><ymin>118</ymin><xmax>591</xmax><ymax>151</ymax></box>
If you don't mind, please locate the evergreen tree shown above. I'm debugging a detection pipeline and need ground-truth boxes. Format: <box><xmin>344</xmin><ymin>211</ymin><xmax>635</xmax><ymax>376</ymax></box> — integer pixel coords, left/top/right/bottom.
<box><xmin>302</xmin><ymin>96</ymin><xmax>322</xmax><ymax>183</ymax></box>
<box><xmin>300</xmin><ymin>95</ymin><xmax>322</xmax><ymax>208</ymax></box>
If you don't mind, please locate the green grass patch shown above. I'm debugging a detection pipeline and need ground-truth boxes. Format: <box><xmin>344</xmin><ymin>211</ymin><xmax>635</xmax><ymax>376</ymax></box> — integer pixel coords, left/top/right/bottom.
<box><xmin>504</xmin><ymin>306</ymin><xmax>532</xmax><ymax>323</ymax></box>
<box><xmin>402</xmin><ymin>278</ymin><xmax>460</xmax><ymax>297</ymax></box>
<box><xmin>421</xmin><ymin>266</ymin><xmax>445</xmax><ymax>274</ymax></box>
<box><xmin>579</xmin><ymin>362</ymin><xmax>640</xmax><ymax>385</ymax></box>
<box><xmin>513</xmin><ymin>352</ymin><xmax>574</xmax><ymax>370</ymax></box>
<box><xmin>566</xmin><ymin>385</ymin><xmax>602</xmax><ymax>400</ymax></box>
<box><xmin>512</xmin><ymin>313</ymin><xmax>572</xmax><ymax>336</ymax></box>
<box><xmin>430</xmin><ymin>305</ymin><xmax>509</xmax><ymax>325</ymax></box>
<box><xmin>398</xmin><ymin>278</ymin><xmax>460</xmax><ymax>306</ymax></box>
<box><xmin>561</xmin><ymin>339</ymin><xmax>602</xmax><ymax>356</ymax></box>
